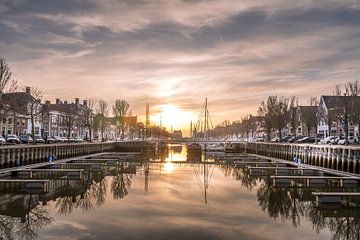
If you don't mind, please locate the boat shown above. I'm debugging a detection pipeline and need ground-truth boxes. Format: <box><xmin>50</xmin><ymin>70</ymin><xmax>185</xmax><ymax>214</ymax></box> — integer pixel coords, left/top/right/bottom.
<box><xmin>203</xmin><ymin>143</ymin><xmax>225</xmax><ymax>152</ymax></box>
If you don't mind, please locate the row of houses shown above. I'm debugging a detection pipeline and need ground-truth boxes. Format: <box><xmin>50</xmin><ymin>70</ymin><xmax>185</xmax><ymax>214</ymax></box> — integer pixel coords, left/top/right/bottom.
<box><xmin>249</xmin><ymin>95</ymin><xmax>360</xmax><ymax>139</ymax></box>
<box><xmin>0</xmin><ymin>87</ymin><xmax>139</xmax><ymax>140</ymax></box>
<box><xmin>211</xmin><ymin>95</ymin><xmax>360</xmax><ymax>140</ymax></box>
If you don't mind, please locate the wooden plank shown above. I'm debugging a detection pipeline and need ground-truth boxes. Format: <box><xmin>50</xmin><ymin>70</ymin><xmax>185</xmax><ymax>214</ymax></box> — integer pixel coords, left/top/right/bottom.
<box><xmin>17</xmin><ymin>169</ymin><xmax>85</xmax><ymax>172</ymax></box>
<box><xmin>312</xmin><ymin>192</ymin><xmax>360</xmax><ymax>196</ymax></box>
<box><xmin>270</xmin><ymin>176</ymin><xmax>358</xmax><ymax>180</ymax></box>
<box><xmin>0</xmin><ymin>179</ymin><xmax>50</xmax><ymax>182</ymax></box>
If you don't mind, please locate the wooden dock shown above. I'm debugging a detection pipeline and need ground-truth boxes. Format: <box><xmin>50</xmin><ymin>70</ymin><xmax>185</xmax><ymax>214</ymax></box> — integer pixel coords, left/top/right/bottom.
<box><xmin>271</xmin><ymin>176</ymin><xmax>359</xmax><ymax>187</ymax></box>
<box><xmin>312</xmin><ymin>192</ymin><xmax>360</xmax><ymax>204</ymax></box>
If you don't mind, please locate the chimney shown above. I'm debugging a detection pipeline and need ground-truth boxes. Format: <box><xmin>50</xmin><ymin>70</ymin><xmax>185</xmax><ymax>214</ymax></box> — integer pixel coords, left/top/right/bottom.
<box><xmin>75</xmin><ymin>98</ymin><xmax>80</xmax><ymax>105</ymax></box>
<box><xmin>56</xmin><ymin>98</ymin><xmax>60</xmax><ymax>104</ymax></box>
<box><xmin>45</xmin><ymin>100</ymin><xmax>51</xmax><ymax>105</ymax></box>
<box><xmin>25</xmin><ymin>86</ymin><xmax>31</xmax><ymax>95</ymax></box>
<box><xmin>64</xmin><ymin>100</ymin><xmax>68</xmax><ymax>104</ymax></box>
<box><xmin>83</xmin><ymin>100</ymin><xmax>88</xmax><ymax>106</ymax></box>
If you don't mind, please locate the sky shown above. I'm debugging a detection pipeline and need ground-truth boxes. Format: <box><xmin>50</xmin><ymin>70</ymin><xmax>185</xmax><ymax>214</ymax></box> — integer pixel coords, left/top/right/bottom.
<box><xmin>1</xmin><ymin>0</ymin><xmax>360</xmax><ymax>135</ymax></box>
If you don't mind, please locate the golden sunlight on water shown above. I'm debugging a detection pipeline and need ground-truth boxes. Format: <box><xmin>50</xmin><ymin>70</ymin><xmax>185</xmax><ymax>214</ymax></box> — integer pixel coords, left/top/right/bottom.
<box><xmin>163</xmin><ymin>162</ymin><xmax>175</xmax><ymax>173</ymax></box>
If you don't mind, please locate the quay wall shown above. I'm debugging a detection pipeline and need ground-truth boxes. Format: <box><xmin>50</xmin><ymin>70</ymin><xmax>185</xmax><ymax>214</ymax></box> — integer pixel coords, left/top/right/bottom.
<box><xmin>0</xmin><ymin>141</ymin><xmax>148</xmax><ymax>169</ymax></box>
<box><xmin>235</xmin><ymin>142</ymin><xmax>360</xmax><ymax>174</ymax></box>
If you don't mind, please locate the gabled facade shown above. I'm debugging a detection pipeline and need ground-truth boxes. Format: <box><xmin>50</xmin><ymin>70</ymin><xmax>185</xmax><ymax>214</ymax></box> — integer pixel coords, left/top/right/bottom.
<box><xmin>296</xmin><ymin>106</ymin><xmax>317</xmax><ymax>136</ymax></box>
<box><xmin>317</xmin><ymin>95</ymin><xmax>360</xmax><ymax>137</ymax></box>
<box><xmin>1</xmin><ymin>87</ymin><xmax>42</xmax><ymax>136</ymax></box>
<box><xmin>42</xmin><ymin>98</ymin><xmax>91</xmax><ymax>139</ymax></box>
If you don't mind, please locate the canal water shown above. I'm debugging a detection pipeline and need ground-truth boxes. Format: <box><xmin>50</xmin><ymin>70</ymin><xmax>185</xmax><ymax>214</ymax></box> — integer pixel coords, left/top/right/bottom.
<box><xmin>0</xmin><ymin>144</ymin><xmax>359</xmax><ymax>240</ymax></box>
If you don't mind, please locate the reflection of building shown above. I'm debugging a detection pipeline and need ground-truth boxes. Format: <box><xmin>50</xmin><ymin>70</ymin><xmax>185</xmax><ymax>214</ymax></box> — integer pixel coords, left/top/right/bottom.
<box><xmin>172</xmin><ymin>130</ymin><xmax>183</xmax><ymax>139</ymax></box>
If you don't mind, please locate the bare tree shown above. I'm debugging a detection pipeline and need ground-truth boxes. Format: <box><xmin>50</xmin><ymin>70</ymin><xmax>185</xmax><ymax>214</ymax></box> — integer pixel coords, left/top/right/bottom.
<box><xmin>0</xmin><ymin>58</ymin><xmax>18</xmax><ymax>93</ymax></box>
<box><xmin>258</xmin><ymin>100</ymin><xmax>273</xmax><ymax>141</ymax></box>
<box><xmin>345</xmin><ymin>80</ymin><xmax>360</xmax><ymax>143</ymax></box>
<box><xmin>333</xmin><ymin>84</ymin><xmax>342</xmax><ymax>96</ymax></box>
<box><xmin>27</xmin><ymin>87</ymin><xmax>43</xmax><ymax>141</ymax></box>
<box><xmin>97</xmin><ymin>100</ymin><xmax>108</xmax><ymax>142</ymax></box>
<box><xmin>309</xmin><ymin>96</ymin><xmax>319</xmax><ymax>106</ymax></box>
<box><xmin>270</xmin><ymin>96</ymin><xmax>289</xmax><ymax>141</ymax></box>
<box><xmin>79</xmin><ymin>99</ymin><xmax>96</xmax><ymax>142</ymax></box>
<box><xmin>345</xmin><ymin>80</ymin><xmax>360</xmax><ymax>96</ymax></box>
<box><xmin>61</xmin><ymin>113</ymin><xmax>76</xmax><ymax>142</ymax></box>
<box><xmin>112</xmin><ymin>99</ymin><xmax>130</xmax><ymax>139</ymax></box>
<box><xmin>0</xmin><ymin>57</ymin><xmax>18</xmax><ymax>134</ymax></box>
<box><xmin>288</xmin><ymin>96</ymin><xmax>299</xmax><ymax>136</ymax></box>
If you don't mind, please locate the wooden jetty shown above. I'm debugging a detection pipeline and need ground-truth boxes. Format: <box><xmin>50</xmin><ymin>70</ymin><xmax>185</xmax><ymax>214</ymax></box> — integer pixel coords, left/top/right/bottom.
<box><xmin>271</xmin><ymin>176</ymin><xmax>359</xmax><ymax>187</ymax></box>
<box><xmin>312</xmin><ymin>192</ymin><xmax>360</xmax><ymax>205</ymax></box>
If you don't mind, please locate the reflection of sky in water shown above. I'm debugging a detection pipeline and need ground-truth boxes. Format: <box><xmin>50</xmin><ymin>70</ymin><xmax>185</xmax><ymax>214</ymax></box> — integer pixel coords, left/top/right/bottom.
<box><xmin>165</xmin><ymin>144</ymin><xmax>187</xmax><ymax>162</ymax></box>
<box><xmin>38</xmin><ymin>163</ymin><xmax>333</xmax><ymax>240</ymax></box>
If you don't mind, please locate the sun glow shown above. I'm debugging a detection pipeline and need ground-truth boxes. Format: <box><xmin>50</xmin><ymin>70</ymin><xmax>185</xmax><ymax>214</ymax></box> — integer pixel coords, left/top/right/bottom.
<box><xmin>163</xmin><ymin>162</ymin><xmax>175</xmax><ymax>172</ymax></box>
<box><xmin>150</xmin><ymin>104</ymin><xmax>194</xmax><ymax>133</ymax></box>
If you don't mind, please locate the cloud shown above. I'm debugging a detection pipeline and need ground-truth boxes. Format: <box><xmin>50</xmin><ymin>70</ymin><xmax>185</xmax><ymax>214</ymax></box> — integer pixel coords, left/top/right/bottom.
<box><xmin>1</xmin><ymin>0</ymin><xmax>360</xmax><ymax>133</ymax></box>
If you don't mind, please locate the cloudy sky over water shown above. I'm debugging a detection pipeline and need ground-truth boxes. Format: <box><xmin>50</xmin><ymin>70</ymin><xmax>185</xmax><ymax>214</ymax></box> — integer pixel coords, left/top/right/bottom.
<box><xmin>1</xmin><ymin>0</ymin><xmax>360</xmax><ymax>132</ymax></box>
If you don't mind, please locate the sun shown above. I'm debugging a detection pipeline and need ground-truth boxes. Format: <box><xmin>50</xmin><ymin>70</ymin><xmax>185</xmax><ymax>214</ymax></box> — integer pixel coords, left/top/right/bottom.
<box><xmin>150</xmin><ymin>104</ymin><xmax>194</xmax><ymax>131</ymax></box>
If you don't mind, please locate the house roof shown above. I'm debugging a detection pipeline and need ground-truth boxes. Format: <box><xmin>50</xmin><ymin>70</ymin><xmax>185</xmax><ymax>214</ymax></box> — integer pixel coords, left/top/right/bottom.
<box><xmin>43</xmin><ymin>103</ymin><xmax>88</xmax><ymax>115</ymax></box>
<box><xmin>298</xmin><ymin>106</ymin><xmax>317</xmax><ymax>119</ymax></box>
<box><xmin>2</xmin><ymin>92</ymin><xmax>38</xmax><ymax>115</ymax></box>
<box><xmin>321</xmin><ymin>95</ymin><xmax>360</xmax><ymax>109</ymax></box>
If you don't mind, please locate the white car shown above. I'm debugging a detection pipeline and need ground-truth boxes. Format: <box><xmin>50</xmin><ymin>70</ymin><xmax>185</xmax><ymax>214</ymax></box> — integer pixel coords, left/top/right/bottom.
<box><xmin>319</xmin><ymin>136</ymin><xmax>337</xmax><ymax>144</ymax></box>
<box><xmin>6</xmin><ymin>134</ymin><xmax>20</xmax><ymax>144</ymax></box>
<box><xmin>338</xmin><ymin>137</ymin><xmax>358</xmax><ymax>145</ymax></box>
<box><xmin>0</xmin><ymin>135</ymin><xmax>6</xmax><ymax>144</ymax></box>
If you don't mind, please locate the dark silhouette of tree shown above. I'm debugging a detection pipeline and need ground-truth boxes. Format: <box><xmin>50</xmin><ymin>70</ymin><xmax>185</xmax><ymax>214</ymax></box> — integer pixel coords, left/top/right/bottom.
<box><xmin>27</xmin><ymin>87</ymin><xmax>43</xmax><ymax>141</ymax></box>
<box><xmin>61</xmin><ymin>113</ymin><xmax>76</xmax><ymax>142</ymax></box>
<box><xmin>79</xmin><ymin>98</ymin><xmax>96</xmax><ymax>142</ymax></box>
<box><xmin>97</xmin><ymin>100</ymin><xmax>108</xmax><ymax>142</ymax></box>
<box><xmin>0</xmin><ymin>57</ymin><xmax>18</xmax><ymax>134</ymax></box>
<box><xmin>288</xmin><ymin>96</ymin><xmax>299</xmax><ymax>136</ymax></box>
<box><xmin>111</xmin><ymin>165</ymin><xmax>133</xmax><ymax>199</ymax></box>
<box><xmin>258</xmin><ymin>100</ymin><xmax>273</xmax><ymax>141</ymax></box>
<box><xmin>113</xmin><ymin>99</ymin><xmax>130</xmax><ymax>139</ymax></box>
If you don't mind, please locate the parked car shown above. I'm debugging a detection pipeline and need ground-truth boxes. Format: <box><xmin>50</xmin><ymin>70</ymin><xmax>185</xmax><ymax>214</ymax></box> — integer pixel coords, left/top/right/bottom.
<box><xmin>332</xmin><ymin>136</ymin><xmax>343</xmax><ymax>145</ymax></box>
<box><xmin>288</xmin><ymin>135</ymin><xmax>304</xmax><ymax>143</ymax></box>
<box><xmin>53</xmin><ymin>136</ymin><xmax>63</xmax><ymax>143</ymax></box>
<box><xmin>319</xmin><ymin>136</ymin><xmax>336</xmax><ymax>144</ymax></box>
<box><xmin>281</xmin><ymin>136</ymin><xmax>293</xmax><ymax>143</ymax></box>
<box><xmin>74</xmin><ymin>137</ymin><xmax>84</xmax><ymax>143</ymax></box>
<box><xmin>297</xmin><ymin>136</ymin><xmax>318</xmax><ymax>144</ymax></box>
<box><xmin>19</xmin><ymin>134</ymin><xmax>33</xmax><ymax>144</ymax></box>
<box><xmin>33</xmin><ymin>135</ymin><xmax>45</xmax><ymax>144</ymax></box>
<box><xmin>270</xmin><ymin>137</ymin><xmax>280</xmax><ymax>142</ymax></box>
<box><xmin>338</xmin><ymin>136</ymin><xmax>359</xmax><ymax>145</ymax></box>
<box><xmin>0</xmin><ymin>135</ymin><xmax>6</xmax><ymax>144</ymax></box>
<box><xmin>46</xmin><ymin>136</ymin><xmax>56</xmax><ymax>144</ymax></box>
<box><xmin>6</xmin><ymin>134</ymin><xmax>20</xmax><ymax>144</ymax></box>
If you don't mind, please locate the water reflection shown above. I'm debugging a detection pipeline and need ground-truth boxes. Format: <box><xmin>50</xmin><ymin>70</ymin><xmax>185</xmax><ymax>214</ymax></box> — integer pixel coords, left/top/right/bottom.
<box><xmin>0</xmin><ymin>146</ymin><xmax>359</xmax><ymax>239</ymax></box>
<box><xmin>216</xmin><ymin>162</ymin><xmax>360</xmax><ymax>240</ymax></box>
<box><xmin>0</xmin><ymin>195</ymin><xmax>52</xmax><ymax>240</ymax></box>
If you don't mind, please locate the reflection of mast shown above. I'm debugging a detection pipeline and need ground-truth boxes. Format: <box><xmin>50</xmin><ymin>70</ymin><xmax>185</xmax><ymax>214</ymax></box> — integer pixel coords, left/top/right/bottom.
<box><xmin>144</xmin><ymin>162</ymin><xmax>149</xmax><ymax>192</ymax></box>
<box><xmin>193</xmin><ymin>152</ymin><xmax>214</xmax><ymax>204</ymax></box>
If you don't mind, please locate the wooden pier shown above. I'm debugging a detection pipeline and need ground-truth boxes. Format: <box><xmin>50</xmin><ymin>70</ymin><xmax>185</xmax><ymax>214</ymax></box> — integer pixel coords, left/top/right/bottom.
<box><xmin>233</xmin><ymin>142</ymin><xmax>360</xmax><ymax>174</ymax></box>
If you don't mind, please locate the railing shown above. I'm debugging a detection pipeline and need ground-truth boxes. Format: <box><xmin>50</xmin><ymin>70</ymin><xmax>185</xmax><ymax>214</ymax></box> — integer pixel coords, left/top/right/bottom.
<box><xmin>234</xmin><ymin>142</ymin><xmax>360</xmax><ymax>174</ymax></box>
<box><xmin>0</xmin><ymin>141</ymin><xmax>152</xmax><ymax>169</ymax></box>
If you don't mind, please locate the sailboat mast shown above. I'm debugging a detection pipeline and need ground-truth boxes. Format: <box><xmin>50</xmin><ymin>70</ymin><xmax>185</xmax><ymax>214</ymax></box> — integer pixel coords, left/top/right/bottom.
<box><xmin>204</xmin><ymin>98</ymin><xmax>208</xmax><ymax>140</ymax></box>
